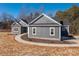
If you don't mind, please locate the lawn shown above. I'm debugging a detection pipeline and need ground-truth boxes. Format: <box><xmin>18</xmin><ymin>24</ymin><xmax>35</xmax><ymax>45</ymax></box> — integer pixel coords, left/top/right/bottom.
<box><xmin>0</xmin><ymin>32</ymin><xmax>79</xmax><ymax>56</ymax></box>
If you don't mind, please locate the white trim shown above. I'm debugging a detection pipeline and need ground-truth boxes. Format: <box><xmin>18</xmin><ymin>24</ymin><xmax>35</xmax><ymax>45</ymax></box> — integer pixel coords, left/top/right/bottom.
<box><xmin>13</xmin><ymin>27</ymin><xmax>19</xmax><ymax>32</ymax></box>
<box><xmin>29</xmin><ymin>13</ymin><xmax>61</xmax><ymax>25</ymax></box>
<box><xmin>29</xmin><ymin>14</ymin><xmax>42</xmax><ymax>24</ymax></box>
<box><xmin>19</xmin><ymin>27</ymin><xmax>21</xmax><ymax>34</ymax></box>
<box><xmin>20</xmin><ymin>19</ymin><xmax>28</xmax><ymax>24</ymax></box>
<box><xmin>11</xmin><ymin>22</ymin><xmax>21</xmax><ymax>27</ymax></box>
<box><xmin>28</xmin><ymin>26</ymin><xmax>29</xmax><ymax>37</ymax></box>
<box><xmin>67</xmin><ymin>25</ymin><xmax>70</xmax><ymax>34</ymax></box>
<box><xmin>29</xmin><ymin>25</ymin><xmax>69</xmax><ymax>27</ymax></box>
<box><xmin>49</xmin><ymin>27</ymin><xmax>55</xmax><ymax>36</ymax></box>
<box><xmin>30</xmin><ymin>25</ymin><xmax>61</xmax><ymax>27</ymax></box>
<box><xmin>19</xmin><ymin>19</ymin><xmax>28</xmax><ymax>27</ymax></box>
<box><xmin>32</xmin><ymin>27</ymin><xmax>36</xmax><ymax>35</ymax></box>
<box><xmin>12</xmin><ymin>27</ymin><xmax>21</xmax><ymax>35</ymax></box>
<box><xmin>42</xmin><ymin>13</ymin><xmax>61</xmax><ymax>25</ymax></box>
<box><xmin>59</xmin><ymin>26</ymin><xmax>61</xmax><ymax>40</ymax></box>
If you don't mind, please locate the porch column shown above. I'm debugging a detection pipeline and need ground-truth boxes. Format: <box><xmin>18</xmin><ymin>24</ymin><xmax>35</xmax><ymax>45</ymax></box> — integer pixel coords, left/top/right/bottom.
<box><xmin>59</xmin><ymin>26</ymin><xmax>62</xmax><ymax>41</ymax></box>
<box><xmin>67</xmin><ymin>25</ymin><xmax>70</xmax><ymax>34</ymax></box>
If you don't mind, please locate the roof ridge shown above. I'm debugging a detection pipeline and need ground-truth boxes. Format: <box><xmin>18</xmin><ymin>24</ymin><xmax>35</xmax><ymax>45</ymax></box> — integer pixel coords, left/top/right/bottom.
<box><xmin>29</xmin><ymin>13</ymin><xmax>43</xmax><ymax>24</ymax></box>
<box><xmin>29</xmin><ymin>13</ymin><xmax>61</xmax><ymax>25</ymax></box>
<box><xmin>21</xmin><ymin>18</ymin><xmax>28</xmax><ymax>24</ymax></box>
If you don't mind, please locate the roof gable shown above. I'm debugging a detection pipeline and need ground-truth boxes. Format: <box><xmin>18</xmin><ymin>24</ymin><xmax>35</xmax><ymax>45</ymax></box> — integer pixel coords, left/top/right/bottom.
<box><xmin>11</xmin><ymin>22</ymin><xmax>21</xmax><ymax>27</ymax></box>
<box><xmin>21</xmin><ymin>19</ymin><xmax>28</xmax><ymax>24</ymax></box>
<box><xmin>19</xmin><ymin>19</ymin><xmax>28</xmax><ymax>27</ymax></box>
<box><xmin>29</xmin><ymin>13</ymin><xmax>61</xmax><ymax>25</ymax></box>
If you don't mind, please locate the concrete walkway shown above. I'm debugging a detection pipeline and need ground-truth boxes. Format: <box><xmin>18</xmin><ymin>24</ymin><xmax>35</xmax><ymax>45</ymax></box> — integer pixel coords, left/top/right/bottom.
<box><xmin>15</xmin><ymin>33</ymin><xmax>79</xmax><ymax>47</ymax></box>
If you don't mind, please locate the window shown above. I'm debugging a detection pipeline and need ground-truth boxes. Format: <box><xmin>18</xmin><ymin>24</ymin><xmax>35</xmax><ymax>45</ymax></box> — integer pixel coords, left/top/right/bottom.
<box><xmin>50</xmin><ymin>27</ymin><xmax>55</xmax><ymax>36</ymax></box>
<box><xmin>32</xmin><ymin>27</ymin><xmax>36</xmax><ymax>35</ymax></box>
<box><xmin>14</xmin><ymin>28</ymin><xmax>18</xmax><ymax>31</ymax></box>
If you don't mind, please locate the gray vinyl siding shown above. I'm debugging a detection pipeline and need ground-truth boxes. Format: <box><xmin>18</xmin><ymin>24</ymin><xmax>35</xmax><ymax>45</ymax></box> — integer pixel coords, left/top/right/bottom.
<box><xmin>11</xmin><ymin>22</ymin><xmax>21</xmax><ymax>35</ymax></box>
<box><xmin>11</xmin><ymin>21</ymin><xmax>28</xmax><ymax>35</ymax></box>
<box><xmin>32</xmin><ymin>15</ymin><xmax>59</xmax><ymax>25</ymax></box>
<box><xmin>28</xmin><ymin>26</ymin><xmax>60</xmax><ymax>40</ymax></box>
<box><xmin>11</xmin><ymin>26</ymin><xmax>21</xmax><ymax>35</ymax></box>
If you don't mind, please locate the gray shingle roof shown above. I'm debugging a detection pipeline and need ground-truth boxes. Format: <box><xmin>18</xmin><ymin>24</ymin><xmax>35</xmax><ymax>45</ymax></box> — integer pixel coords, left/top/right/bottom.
<box><xmin>53</xmin><ymin>17</ymin><xmax>70</xmax><ymax>25</ymax></box>
<box><xmin>29</xmin><ymin>13</ymin><xmax>61</xmax><ymax>25</ymax></box>
<box><xmin>15</xmin><ymin>13</ymin><xmax>69</xmax><ymax>26</ymax></box>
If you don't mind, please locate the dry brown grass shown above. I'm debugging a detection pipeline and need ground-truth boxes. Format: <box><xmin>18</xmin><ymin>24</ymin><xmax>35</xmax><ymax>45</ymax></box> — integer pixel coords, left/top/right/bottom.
<box><xmin>0</xmin><ymin>32</ymin><xmax>79</xmax><ymax>56</ymax></box>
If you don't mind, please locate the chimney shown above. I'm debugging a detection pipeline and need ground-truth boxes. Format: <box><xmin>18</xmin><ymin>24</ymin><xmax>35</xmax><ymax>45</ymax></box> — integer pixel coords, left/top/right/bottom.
<box><xmin>60</xmin><ymin>21</ymin><xmax>63</xmax><ymax>25</ymax></box>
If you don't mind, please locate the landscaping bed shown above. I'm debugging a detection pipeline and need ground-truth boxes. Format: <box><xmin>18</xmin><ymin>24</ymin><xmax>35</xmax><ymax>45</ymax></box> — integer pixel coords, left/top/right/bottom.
<box><xmin>21</xmin><ymin>34</ymin><xmax>77</xmax><ymax>44</ymax></box>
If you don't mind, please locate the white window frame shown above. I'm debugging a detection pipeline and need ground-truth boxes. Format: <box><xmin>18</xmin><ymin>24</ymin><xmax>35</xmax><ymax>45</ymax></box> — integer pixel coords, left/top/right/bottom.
<box><xmin>50</xmin><ymin>27</ymin><xmax>55</xmax><ymax>36</ymax></box>
<box><xmin>14</xmin><ymin>27</ymin><xmax>19</xmax><ymax>32</ymax></box>
<box><xmin>32</xmin><ymin>27</ymin><xmax>36</xmax><ymax>35</ymax></box>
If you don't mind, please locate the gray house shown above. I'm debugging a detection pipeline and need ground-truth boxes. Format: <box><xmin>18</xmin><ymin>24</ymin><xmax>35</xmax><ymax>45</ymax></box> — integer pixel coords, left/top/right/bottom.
<box><xmin>11</xmin><ymin>19</ymin><xmax>28</xmax><ymax>35</ymax></box>
<box><xmin>28</xmin><ymin>13</ymin><xmax>69</xmax><ymax>40</ymax></box>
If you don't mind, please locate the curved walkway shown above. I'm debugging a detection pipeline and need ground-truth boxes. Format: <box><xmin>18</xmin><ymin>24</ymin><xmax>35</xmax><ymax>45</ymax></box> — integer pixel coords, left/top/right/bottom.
<box><xmin>15</xmin><ymin>33</ymin><xmax>79</xmax><ymax>47</ymax></box>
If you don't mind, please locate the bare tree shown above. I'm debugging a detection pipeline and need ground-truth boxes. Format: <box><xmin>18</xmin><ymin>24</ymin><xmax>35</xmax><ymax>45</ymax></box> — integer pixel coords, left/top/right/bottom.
<box><xmin>1</xmin><ymin>13</ymin><xmax>15</xmax><ymax>29</ymax></box>
<box><xmin>17</xmin><ymin>4</ymin><xmax>28</xmax><ymax>20</ymax></box>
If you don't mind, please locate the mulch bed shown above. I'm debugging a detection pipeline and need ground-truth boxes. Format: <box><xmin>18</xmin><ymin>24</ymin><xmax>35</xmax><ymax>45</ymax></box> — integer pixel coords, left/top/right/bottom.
<box><xmin>21</xmin><ymin>34</ymin><xmax>77</xmax><ymax>44</ymax></box>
